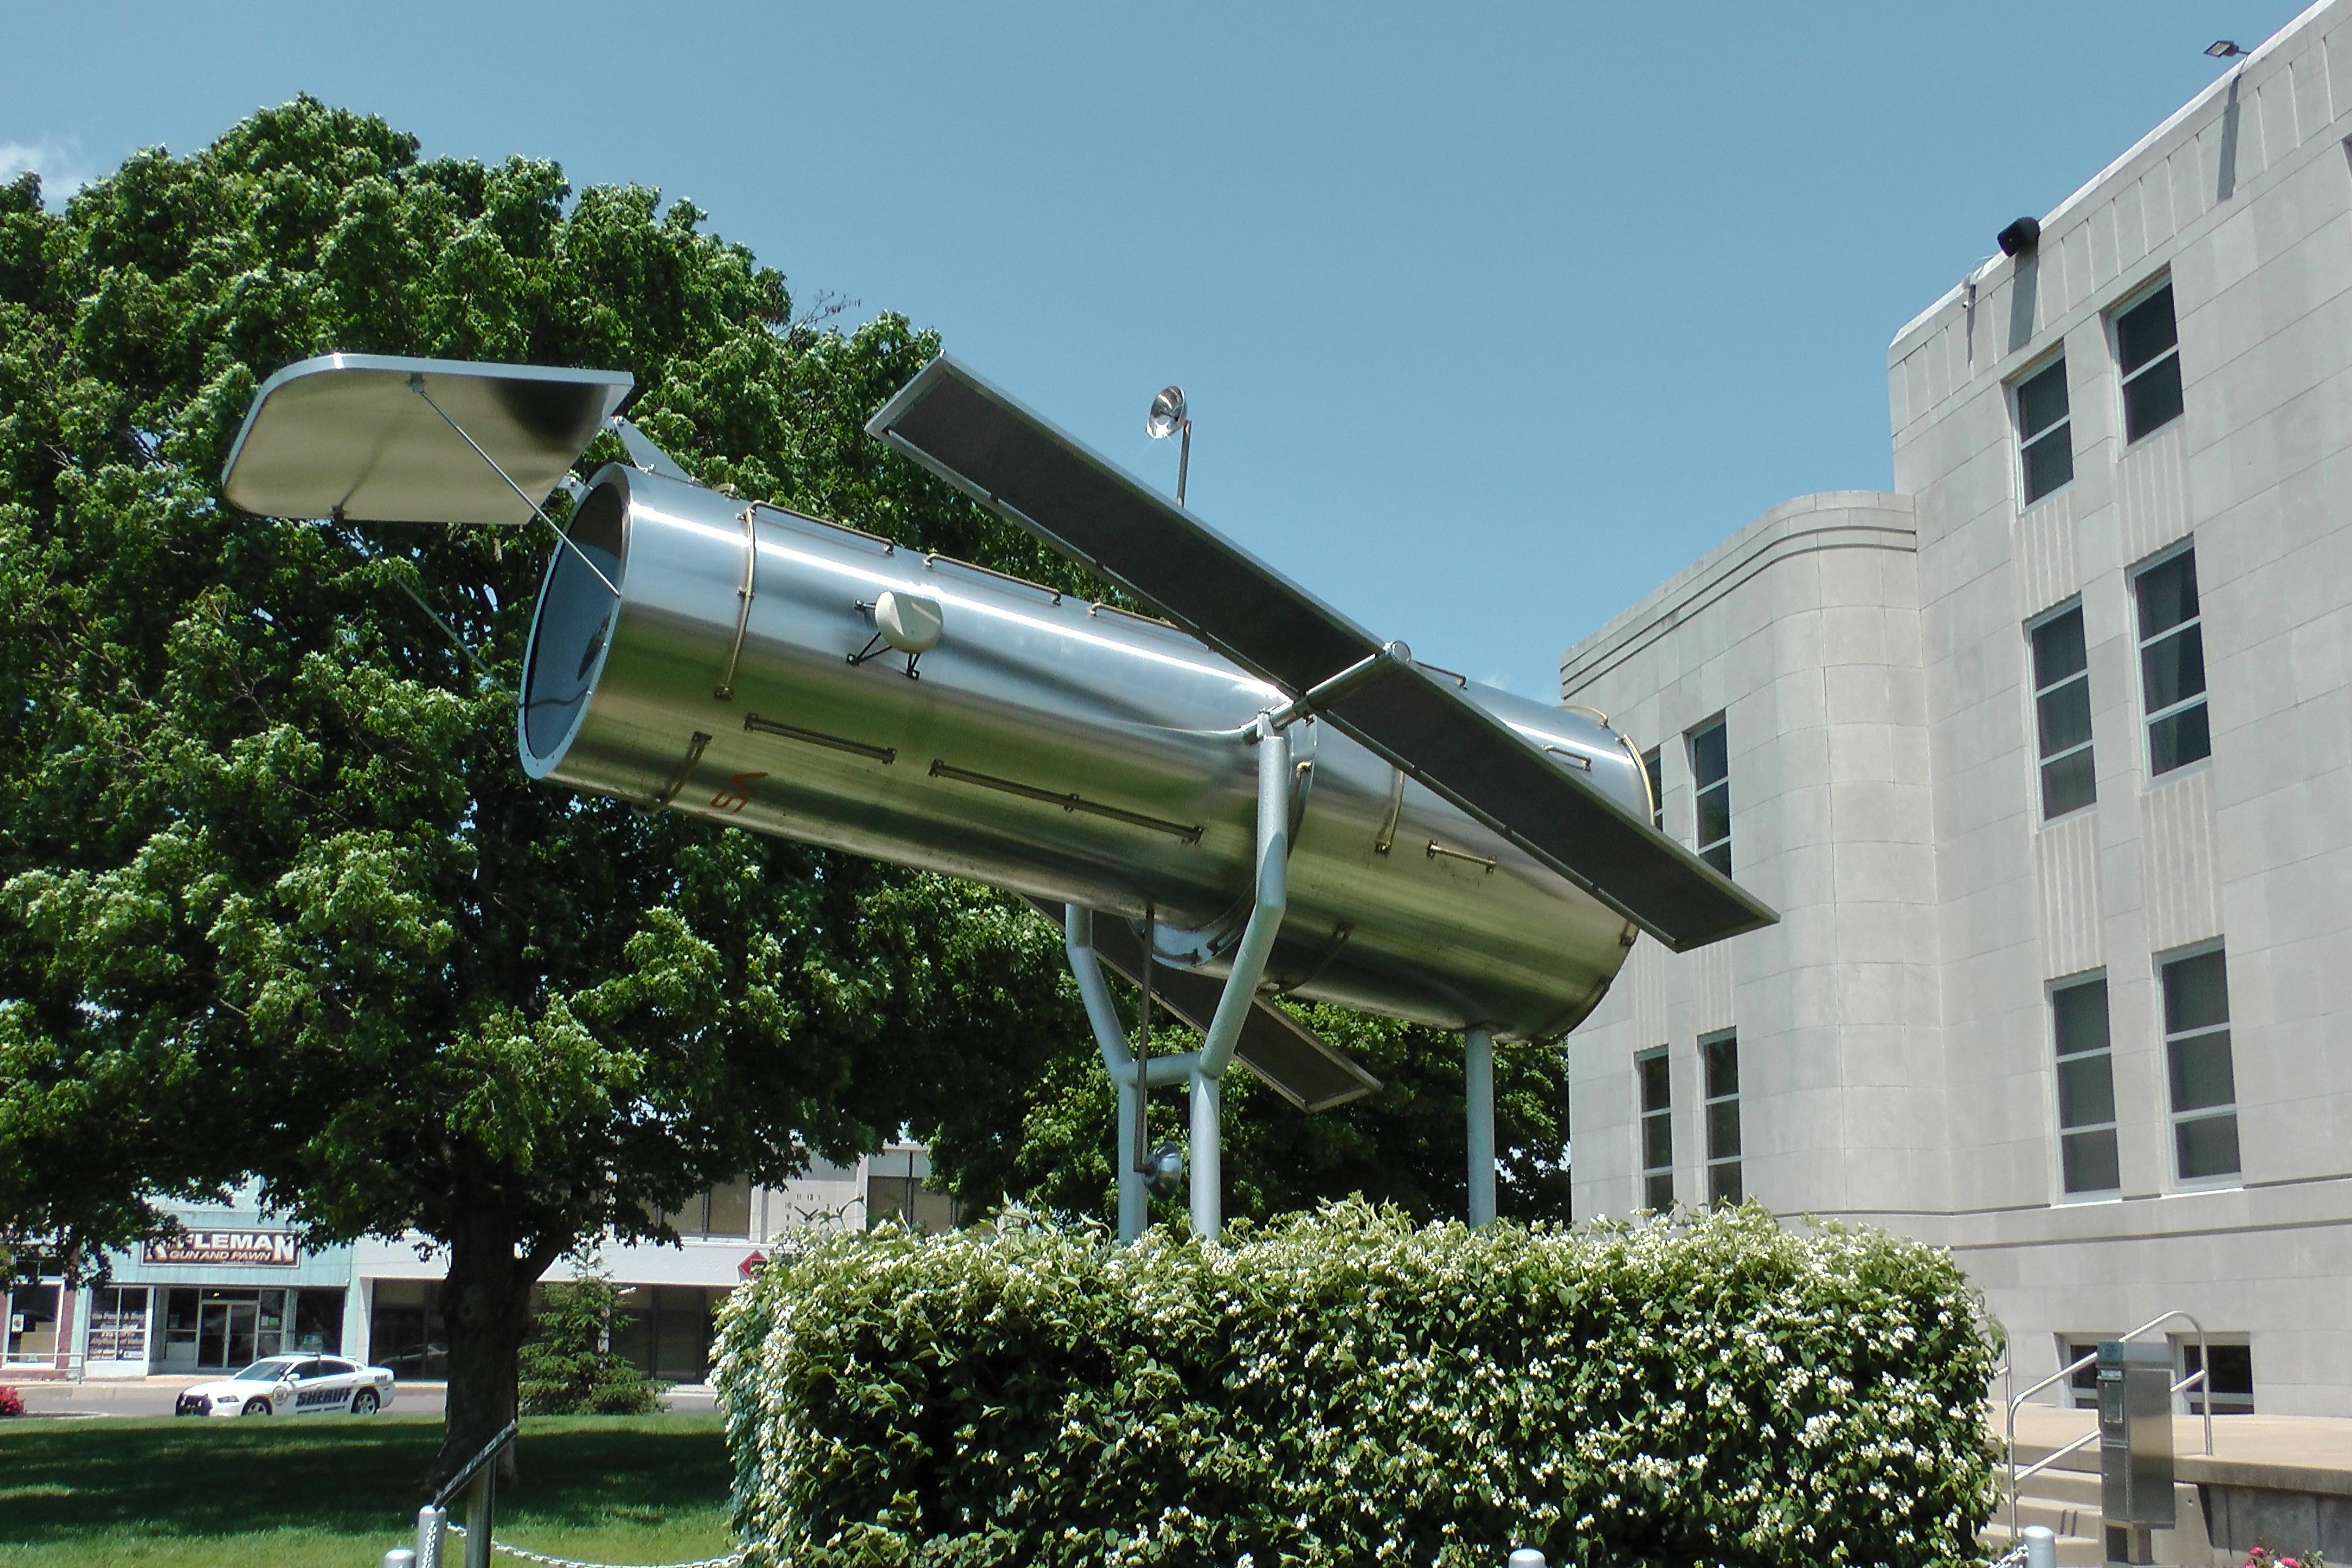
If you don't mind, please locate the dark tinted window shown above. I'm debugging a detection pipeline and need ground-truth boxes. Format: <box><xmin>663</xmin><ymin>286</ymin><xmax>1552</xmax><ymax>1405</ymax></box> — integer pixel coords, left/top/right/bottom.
<box><xmin>2016</xmin><ymin>358</ymin><xmax>2075</xmax><ymax>503</ymax></box>
<box><xmin>2052</xmin><ymin>978</ymin><xmax>2119</xmax><ymax>1195</ymax></box>
<box><xmin>1689</xmin><ymin>719</ymin><xmax>1731</xmax><ymax>877</ymax></box>
<box><xmin>2117</xmin><ymin>283</ymin><xmax>2185</xmax><ymax>441</ymax></box>
<box><xmin>2030</xmin><ymin>606</ymin><xmax>2096</xmax><ymax>819</ymax></box>
<box><xmin>2162</xmin><ymin>949</ymin><xmax>2238</xmax><ymax>1182</ymax></box>
<box><xmin>2135</xmin><ymin>548</ymin><xmax>2210</xmax><ymax>776</ymax></box>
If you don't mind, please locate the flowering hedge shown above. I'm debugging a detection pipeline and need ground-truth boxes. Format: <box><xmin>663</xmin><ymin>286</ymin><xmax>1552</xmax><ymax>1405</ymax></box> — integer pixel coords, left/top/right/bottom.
<box><xmin>715</xmin><ymin>1202</ymin><xmax>2000</xmax><ymax>1568</ymax></box>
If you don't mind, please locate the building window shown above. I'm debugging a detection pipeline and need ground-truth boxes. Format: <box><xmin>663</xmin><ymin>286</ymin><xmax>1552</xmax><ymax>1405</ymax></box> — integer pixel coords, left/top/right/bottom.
<box><xmin>661</xmin><ymin>1177</ymin><xmax>754</xmax><ymax>1239</ymax></box>
<box><xmin>1702</xmin><ymin>1032</ymin><xmax>1741</xmax><ymax>1205</ymax></box>
<box><xmin>1641</xmin><ymin>745</ymin><xmax>1664</xmax><ymax>830</ymax></box>
<box><xmin>367</xmin><ymin>1281</ymin><xmax>447</xmax><ymax>1378</ymax></box>
<box><xmin>2051</xmin><ymin>976</ymin><xmax>2119</xmax><ymax>1196</ymax></box>
<box><xmin>2179</xmin><ymin>1340</ymin><xmax>2255</xmax><ymax>1415</ymax></box>
<box><xmin>2135</xmin><ymin>546</ymin><xmax>2210</xmax><ymax>775</ymax></box>
<box><xmin>2064</xmin><ymin>1338</ymin><xmax>2108</xmax><ymax>1410</ymax></box>
<box><xmin>864</xmin><ymin>1148</ymin><xmax>960</xmax><ymax>1231</ymax></box>
<box><xmin>85</xmin><ymin>1286</ymin><xmax>151</xmax><ymax>1364</ymax></box>
<box><xmin>1637</xmin><ymin>1048</ymin><xmax>1673</xmax><ymax>1212</ymax></box>
<box><xmin>2015</xmin><ymin>356</ymin><xmax>2075</xmax><ymax>504</ymax></box>
<box><xmin>3</xmin><ymin>1280</ymin><xmax>62</xmax><ymax>1363</ymax></box>
<box><xmin>611</xmin><ymin>1284</ymin><xmax>725</xmax><ymax>1384</ymax></box>
<box><xmin>2115</xmin><ymin>280</ymin><xmax>2185</xmax><ymax>442</ymax></box>
<box><xmin>2029</xmin><ymin>605</ymin><xmax>2096</xmax><ymax>819</ymax></box>
<box><xmin>2162</xmin><ymin>947</ymin><xmax>2239</xmax><ymax>1182</ymax></box>
<box><xmin>1689</xmin><ymin>719</ymin><xmax>1730</xmax><ymax>876</ymax></box>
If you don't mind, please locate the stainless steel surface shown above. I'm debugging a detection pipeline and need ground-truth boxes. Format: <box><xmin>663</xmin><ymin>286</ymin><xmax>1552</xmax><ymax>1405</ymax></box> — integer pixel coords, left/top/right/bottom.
<box><xmin>2005</xmin><ymin>1309</ymin><xmax>2208</xmax><ymax>1539</ymax></box>
<box><xmin>222</xmin><ymin>354</ymin><xmax>631</xmax><ymax>526</ymax></box>
<box><xmin>1190</xmin><ymin>1067</ymin><xmax>1221</xmax><ymax>1234</ymax></box>
<box><xmin>2096</xmin><ymin>1341</ymin><xmax>2176</xmax><ymax>1529</ymax></box>
<box><xmin>1064</xmin><ymin>905</ymin><xmax>1149</xmax><ymax>1240</ymax></box>
<box><xmin>1464</xmin><ymin>1026</ymin><xmax>1495</xmax><ymax>1226</ymax></box>
<box><xmin>520</xmin><ymin>466</ymin><xmax>1648</xmax><ymax>1039</ymax></box>
<box><xmin>865</xmin><ymin>354</ymin><xmax>1776</xmax><ymax>952</ymax></box>
<box><xmin>1034</xmin><ymin>894</ymin><xmax>1381</xmax><ymax>1112</ymax></box>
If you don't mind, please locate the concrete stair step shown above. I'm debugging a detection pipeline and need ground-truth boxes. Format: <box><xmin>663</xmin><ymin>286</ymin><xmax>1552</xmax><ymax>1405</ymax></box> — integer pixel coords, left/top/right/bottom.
<box><xmin>2011</xmin><ymin>1496</ymin><xmax>2096</xmax><ymax>1537</ymax></box>
<box><xmin>2011</xmin><ymin>1464</ymin><xmax>2104</xmax><ymax>1507</ymax></box>
<box><xmin>1981</xmin><ymin>1523</ymin><xmax>2106</xmax><ymax>1566</ymax></box>
<box><xmin>1990</xmin><ymin>1478</ymin><xmax>2212</xmax><ymax>1566</ymax></box>
<box><xmin>2008</xmin><ymin>1441</ymin><xmax>2102</xmax><ymax>1476</ymax></box>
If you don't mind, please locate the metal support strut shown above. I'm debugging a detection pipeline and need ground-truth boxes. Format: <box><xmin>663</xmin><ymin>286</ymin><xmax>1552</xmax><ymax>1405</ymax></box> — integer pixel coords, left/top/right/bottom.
<box><xmin>1464</xmin><ymin>1026</ymin><xmax>1496</xmax><ymax>1227</ymax></box>
<box><xmin>1063</xmin><ymin>712</ymin><xmax>1291</xmax><ymax>1242</ymax></box>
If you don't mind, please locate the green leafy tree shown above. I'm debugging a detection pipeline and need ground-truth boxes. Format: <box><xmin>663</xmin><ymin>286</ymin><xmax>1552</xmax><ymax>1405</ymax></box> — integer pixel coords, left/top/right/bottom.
<box><xmin>941</xmin><ymin>1007</ymin><xmax>1572</xmax><ymax>1229</ymax></box>
<box><xmin>518</xmin><ymin>1253</ymin><xmax>661</xmax><ymax>1416</ymax></box>
<box><xmin>0</xmin><ymin>99</ymin><xmax>1574</xmax><ymax>1491</ymax></box>
<box><xmin>0</xmin><ymin>101</ymin><xmax>1087</xmax><ymax>1487</ymax></box>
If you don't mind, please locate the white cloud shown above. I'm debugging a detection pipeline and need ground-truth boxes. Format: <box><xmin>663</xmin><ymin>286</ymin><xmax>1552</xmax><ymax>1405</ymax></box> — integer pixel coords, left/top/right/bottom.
<box><xmin>0</xmin><ymin>137</ymin><xmax>96</xmax><ymax>206</ymax></box>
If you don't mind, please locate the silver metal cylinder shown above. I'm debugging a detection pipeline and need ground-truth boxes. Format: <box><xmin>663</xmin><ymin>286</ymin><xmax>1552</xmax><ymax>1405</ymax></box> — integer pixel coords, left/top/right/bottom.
<box><xmin>519</xmin><ymin>466</ymin><xmax>1646</xmax><ymax>1039</ymax></box>
<box><xmin>1465</xmin><ymin>1027</ymin><xmax>1496</xmax><ymax>1225</ymax></box>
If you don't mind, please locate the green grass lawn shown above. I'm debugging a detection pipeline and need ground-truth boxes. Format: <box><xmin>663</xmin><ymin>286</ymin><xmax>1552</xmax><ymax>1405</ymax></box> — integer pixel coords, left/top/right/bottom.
<box><xmin>0</xmin><ymin>1412</ymin><xmax>738</xmax><ymax>1567</ymax></box>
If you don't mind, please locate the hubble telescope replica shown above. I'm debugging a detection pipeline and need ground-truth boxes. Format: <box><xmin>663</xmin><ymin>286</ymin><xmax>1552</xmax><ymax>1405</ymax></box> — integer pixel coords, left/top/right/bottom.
<box><xmin>221</xmin><ymin>353</ymin><xmax>1774</xmax><ymax>1238</ymax></box>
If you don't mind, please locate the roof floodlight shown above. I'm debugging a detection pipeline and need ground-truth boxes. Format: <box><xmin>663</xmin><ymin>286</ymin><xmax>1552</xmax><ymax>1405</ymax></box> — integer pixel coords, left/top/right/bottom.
<box><xmin>1146</xmin><ymin>386</ymin><xmax>1187</xmax><ymax>440</ymax></box>
<box><xmin>2206</xmin><ymin>39</ymin><xmax>2247</xmax><ymax>58</ymax></box>
<box><xmin>1145</xmin><ymin>385</ymin><xmax>1193</xmax><ymax>506</ymax></box>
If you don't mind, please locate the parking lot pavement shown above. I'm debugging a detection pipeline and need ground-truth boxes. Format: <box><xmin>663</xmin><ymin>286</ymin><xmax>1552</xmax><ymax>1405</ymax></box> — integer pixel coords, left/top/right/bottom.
<box><xmin>9</xmin><ymin>1378</ymin><xmax>713</xmax><ymax>1419</ymax></box>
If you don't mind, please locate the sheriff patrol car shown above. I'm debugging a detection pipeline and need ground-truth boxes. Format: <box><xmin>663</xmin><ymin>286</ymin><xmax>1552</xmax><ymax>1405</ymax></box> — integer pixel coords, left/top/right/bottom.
<box><xmin>175</xmin><ymin>1355</ymin><xmax>397</xmax><ymax>1417</ymax></box>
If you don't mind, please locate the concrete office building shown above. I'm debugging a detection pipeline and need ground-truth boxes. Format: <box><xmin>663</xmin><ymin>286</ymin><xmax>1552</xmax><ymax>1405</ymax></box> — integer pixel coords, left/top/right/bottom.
<box><xmin>1562</xmin><ymin>1</ymin><xmax>2352</xmax><ymax>1415</ymax></box>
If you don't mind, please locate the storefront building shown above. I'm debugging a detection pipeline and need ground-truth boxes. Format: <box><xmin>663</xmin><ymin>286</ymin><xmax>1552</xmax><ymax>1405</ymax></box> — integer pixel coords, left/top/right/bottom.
<box><xmin>350</xmin><ymin>1150</ymin><xmax>940</xmax><ymax>1385</ymax></box>
<box><xmin>12</xmin><ymin>1150</ymin><xmax>951</xmax><ymax>1384</ymax></box>
<box><xmin>4</xmin><ymin>1188</ymin><xmax>356</xmax><ymax>1380</ymax></box>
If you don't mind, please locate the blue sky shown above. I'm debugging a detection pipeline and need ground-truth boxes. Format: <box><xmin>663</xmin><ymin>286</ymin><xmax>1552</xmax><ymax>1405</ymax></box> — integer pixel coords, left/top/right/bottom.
<box><xmin>3</xmin><ymin>1</ymin><xmax>2314</xmax><ymax>696</ymax></box>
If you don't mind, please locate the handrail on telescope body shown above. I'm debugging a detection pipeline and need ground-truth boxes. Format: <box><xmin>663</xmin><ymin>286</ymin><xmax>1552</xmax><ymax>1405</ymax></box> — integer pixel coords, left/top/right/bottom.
<box><xmin>2004</xmin><ymin>1311</ymin><xmax>2209</xmax><ymax>1538</ymax></box>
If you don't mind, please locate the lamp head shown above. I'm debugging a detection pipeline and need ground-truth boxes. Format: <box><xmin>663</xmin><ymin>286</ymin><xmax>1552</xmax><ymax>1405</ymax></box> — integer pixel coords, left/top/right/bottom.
<box><xmin>1146</xmin><ymin>386</ymin><xmax>1187</xmax><ymax>439</ymax></box>
<box><xmin>1142</xmin><ymin>1140</ymin><xmax>1186</xmax><ymax>1200</ymax></box>
<box><xmin>2206</xmin><ymin>39</ymin><xmax>2247</xmax><ymax>58</ymax></box>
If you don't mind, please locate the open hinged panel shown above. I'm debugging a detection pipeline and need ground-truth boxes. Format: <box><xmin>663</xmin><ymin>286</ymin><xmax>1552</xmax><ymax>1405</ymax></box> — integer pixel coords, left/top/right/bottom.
<box><xmin>870</xmin><ymin>355</ymin><xmax>1779</xmax><ymax>953</ymax></box>
<box><xmin>1025</xmin><ymin>898</ymin><xmax>1380</xmax><ymax>1113</ymax></box>
<box><xmin>221</xmin><ymin>353</ymin><xmax>633</xmax><ymax>526</ymax></box>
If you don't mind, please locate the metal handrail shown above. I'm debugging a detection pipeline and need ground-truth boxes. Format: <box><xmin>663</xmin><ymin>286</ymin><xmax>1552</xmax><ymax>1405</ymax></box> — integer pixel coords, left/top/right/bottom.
<box><xmin>431</xmin><ymin>1419</ymin><xmax>519</xmax><ymax>1510</ymax></box>
<box><xmin>2004</xmin><ymin>1310</ymin><xmax>2212</xmax><ymax>1538</ymax></box>
<box><xmin>2009</xmin><ymin>1427</ymin><xmax>2100</xmax><ymax>1488</ymax></box>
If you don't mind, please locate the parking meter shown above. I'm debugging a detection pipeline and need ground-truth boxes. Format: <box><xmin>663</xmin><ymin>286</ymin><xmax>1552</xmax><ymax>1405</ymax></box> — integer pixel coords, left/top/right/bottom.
<box><xmin>2097</xmin><ymin>1340</ymin><xmax>2174</xmax><ymax>1564</ymax></box>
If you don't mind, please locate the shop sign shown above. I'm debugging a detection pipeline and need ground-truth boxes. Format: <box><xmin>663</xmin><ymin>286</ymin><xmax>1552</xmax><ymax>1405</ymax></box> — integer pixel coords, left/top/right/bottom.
<box><xmin>141</xmin><ymin>1230</ymin><xmax>300</xmax><ymax>1267</ymax></box>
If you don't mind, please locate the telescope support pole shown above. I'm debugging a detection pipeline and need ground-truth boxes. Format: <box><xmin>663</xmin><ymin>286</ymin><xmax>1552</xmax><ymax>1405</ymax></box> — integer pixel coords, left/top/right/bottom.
<box><xmin>1464</xmin><ymin>1026</ymin><xmax>1496</xmax><ymax>1227</ymax></box>
<box><xmin>1188</xmin><ymin>715</ymin><xmax>1293</xmax><ymax>1239</ymax></box>
<box><xmin>1068</xmin><ymin>714</ymin><xmax>1291</xmax><ymax>1244</ymax></box>
<box><xmin>1188</xmin><ymin>1069</ymin><xmax>1221</xmax><ymax>1237</ymax></box>
<box><xmin>1065</xmin><ymin>905</ymin><xmax>1147</xmax><ymax>1242</ymax></box>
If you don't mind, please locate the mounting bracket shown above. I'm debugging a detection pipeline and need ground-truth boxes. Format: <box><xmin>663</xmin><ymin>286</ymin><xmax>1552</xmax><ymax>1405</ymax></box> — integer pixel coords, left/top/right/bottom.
<box><xmin>1064</xmin><ymin>714</ymin><xmax>1291</xmax><ymax>1240</ymax></box>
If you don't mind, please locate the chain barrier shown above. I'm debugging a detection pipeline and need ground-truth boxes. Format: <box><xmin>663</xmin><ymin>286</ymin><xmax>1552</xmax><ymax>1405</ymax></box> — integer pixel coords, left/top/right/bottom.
<box><xmin>425</xmin><ymin>1519</ymin><xmax>2041</xmax><ymax>1568</ymax></box>
<box><xmin>441</xmin><ymin>1520</ymin><xmax>753</xmax><ymax>1568</ymax></box>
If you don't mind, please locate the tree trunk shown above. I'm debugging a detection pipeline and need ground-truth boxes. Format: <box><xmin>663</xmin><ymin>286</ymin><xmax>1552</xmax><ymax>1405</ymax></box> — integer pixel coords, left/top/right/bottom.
<box><xmin>427</xmin><ymin>1206</ymin><xmax>549</xmax><ymax>1493</ymax></box>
